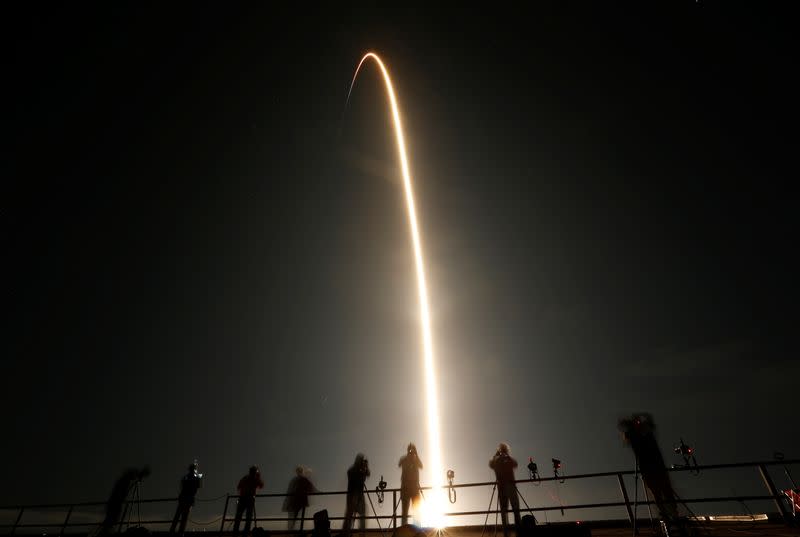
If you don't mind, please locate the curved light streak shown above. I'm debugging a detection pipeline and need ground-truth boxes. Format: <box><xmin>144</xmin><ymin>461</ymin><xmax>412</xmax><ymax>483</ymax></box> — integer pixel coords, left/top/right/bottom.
<box><xmin>347</xmin><ymin>52</ymin><xmax>447</xmax><ymax>528</ymax></box>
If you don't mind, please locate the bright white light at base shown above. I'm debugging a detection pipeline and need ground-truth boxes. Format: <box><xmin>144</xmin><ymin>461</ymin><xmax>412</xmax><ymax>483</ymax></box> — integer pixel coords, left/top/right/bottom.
<box><xmin>348</xmin><ymin>52</ymin><xmax>447</xmax><ymax>528</ymax></box>
<box><xmin>417</xmin><ymin>490</ymin><xmax>448</xmax><ymax>529</ymax></box>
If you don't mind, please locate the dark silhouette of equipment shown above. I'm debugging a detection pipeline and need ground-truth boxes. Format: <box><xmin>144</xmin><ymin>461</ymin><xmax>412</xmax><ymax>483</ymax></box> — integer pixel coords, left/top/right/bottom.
<box><xmin>527</xmin><ymin>458</ymin><xmax>540</xmax><ymax>481</ymax></box>
<box><xmin>774</xmin><ymin>452</ymin><xmax>799</xmax><ymax>520</ymax></box>
<box><xmin>552</xmin><ymin>459</ymin><xmax>564</xmax><ymax>483</ymax></box>
<box><xmin>550</xmin><ymin>458</ymin><xmax>566</xmax><ymax>515</ymax></box>
<box><xmin>447</xmin><ymin>469</ymin><xmax>457</xmax><ymax>503</ymax></box>
<box><xmin>519</xmin><ymin>514</ymin><xmax>537</xmax><ymax>537</ymax></box>
<box><xmin>312</xmin><ymin>509</ymin><xmax>330</xmax><ymax>537</ymax></box>
<box><xmin>672</xmin><ymin>438</ymin><xmax>699</xmax><ymax>475</ymax></box>
<box><xmin>363</xmin><ymin>483</ymin><xmax>385</xmax><ymax>535</ymax></box>
<box><xmin>376</xmin><ymin>475</ymin><xmax>387</xmax><ymax>503</ymax></box>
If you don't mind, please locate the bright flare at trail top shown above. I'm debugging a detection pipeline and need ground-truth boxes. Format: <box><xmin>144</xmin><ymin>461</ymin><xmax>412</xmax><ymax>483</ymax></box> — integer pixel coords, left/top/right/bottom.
<box><xmin>346</xmin><ymin>52</ymin><xmax>447</xmax><ymax>528</ymax></box>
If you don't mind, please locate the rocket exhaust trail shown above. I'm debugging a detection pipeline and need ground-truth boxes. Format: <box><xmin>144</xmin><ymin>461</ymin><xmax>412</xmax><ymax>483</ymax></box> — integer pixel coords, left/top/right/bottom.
<box><xmin>344</xmin><ymin>52</ymin><xmax>447</xmax><ymax>528</ymax></box>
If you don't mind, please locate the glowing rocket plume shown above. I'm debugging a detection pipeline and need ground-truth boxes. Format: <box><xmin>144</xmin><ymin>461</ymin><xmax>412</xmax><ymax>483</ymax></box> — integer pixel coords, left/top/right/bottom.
<box><xmin>347</xmin><ymin>52</ymin><xmax>447</xmax><ymax>528</ymax></box>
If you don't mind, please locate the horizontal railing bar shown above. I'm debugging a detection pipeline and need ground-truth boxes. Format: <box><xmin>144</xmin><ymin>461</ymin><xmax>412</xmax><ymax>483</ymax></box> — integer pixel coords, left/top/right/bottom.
<box><xmin>1</xmin><ymin>459</ymin><xmax>794</xmax><ymax>513</ymax></box>
<box><xmin>0</xmin><ymin>493</ymin><xmax>783</xmax><ymax>529</ymax></box>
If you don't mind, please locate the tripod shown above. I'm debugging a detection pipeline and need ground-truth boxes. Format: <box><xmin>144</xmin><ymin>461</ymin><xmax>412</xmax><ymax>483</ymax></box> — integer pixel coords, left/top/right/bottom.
<box><xmin>479</xmin><ymin>482</ymin><xmax>498</xmax><ymax>537</ymax></box>
<box><xmin>118</xmin><ymin>479</ymin><xmax>143</xmax><ymax>533</ymax></box>
<box><xmin>631</xmin><ymin>454</ymin><xmax>655</xmax><ymax>537</ymax></box>
<box><xmin>362</xmin><ymin>484</ymin><xmax>386</xmax><ymax>537</ymax></box>
<box><xmin>481</xmin><ymin>482</ymin><xmax>527</xmax><ymax>537</ymax></box>
<box><xmin>514</xmin><ymin>485</ymin><xmax>537</xmax><ymax>521</ymax></box>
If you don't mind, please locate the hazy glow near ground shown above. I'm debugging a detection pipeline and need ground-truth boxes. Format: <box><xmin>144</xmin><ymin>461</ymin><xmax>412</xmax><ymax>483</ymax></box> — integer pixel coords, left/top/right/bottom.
<box><xmin>347</xmin><ymin>52</ymin><xmax>448</xmax><ymax>528</ymax></box>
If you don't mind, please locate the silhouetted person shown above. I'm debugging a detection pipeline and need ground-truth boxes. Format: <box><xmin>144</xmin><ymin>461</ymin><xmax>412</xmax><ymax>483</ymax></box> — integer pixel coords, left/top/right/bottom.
<box><xmin>619</xmin><ymin>413</ymin><xmax>684</xmax><ymax>533</ymax></box>
<box><xmin>398</xmin><ymin>443</ymin><xmax>424</xmax><ymax>525</ymax></box>
<box><xmin>100</xmin><ymin>466</ymin><xmax>150</xmax><ymax>535</ymax></box>
<box><xmin>342</xmin><ymin>454</ymin><xmax>370</xmax><ymax>537</ymax></box>
<box><xmin>283</xmin><ymin>466</ymin><xmax>318</xmax><ymax>530</ymax></box>
<box><xmin>234</xmin><ymin>465</ymin><xmax>264</xmax><ymax>536</ymax></box>
<box><xmin>170</xmin><ymin>462</ymin><xmax>203</xmax><ymax>536</ymax></box>
<box><xmin>489</xmin><ymin>443</ymin><xmax>521</xmax><ymax>537</ymax></box>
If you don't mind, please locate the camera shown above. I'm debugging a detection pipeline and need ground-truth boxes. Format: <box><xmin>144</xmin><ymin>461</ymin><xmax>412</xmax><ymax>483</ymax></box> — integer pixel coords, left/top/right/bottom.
<box><xmin>527</xmin><ymin>457</ymin><xmax>540</xmax><ymax>481</ymax></box>
<box><xmin>674</xmin><ymin>442</ymin><xmax>693</xmax><ymax>457</ymax></box>
<box><xmin>672</xmin><ymin>438</ymin><xmax>700</xmax><ymax>475</ymax></box>
<box><xmin>446</xmin><ymin>469</ymin><xmax>457</xmax><ymax>504</ymax></box>
<box><xmin>527</xmin><ymin>458</ymin><xmax>538</xmax><ymax>476</ymax></box>
<box><xmin>375</xmin><ymin>475</ymin><xmax>387</xmax><ymax>504</ymax></box>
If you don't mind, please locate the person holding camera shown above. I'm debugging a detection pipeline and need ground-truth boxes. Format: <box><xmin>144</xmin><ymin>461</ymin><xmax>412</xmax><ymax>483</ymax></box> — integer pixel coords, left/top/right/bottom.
<box><xmin>342</xmin><ymin>453</ymin><xmax>370</xmax><ymax>537</ymax></box>
<box><xmin>100</xmin><ymin>466</ymin><xmax>151</xmax><ymax>536</ymax></box>
<box><xmin>398</xmin><ymin>443</ymin><xmax>424</xmax><ymax>525</ymax></box>
<box><xmin>489</xmin><ymin>443</ymin><xmax>521</xmax><ymax>537</ymax></box>
<box><xmin>170</xmin><ymin>462</ymin><xmax>203</xmax><ymax>536</ymax></box>
<box><xmin>234</xmin><ymin>465</ymin><xmax>264</xmax><ymax>536</ymax></box>
<box><xmin>618</xmin><ymin>414</ymin><xmax>684</xmax><ymax>533</ymax></box>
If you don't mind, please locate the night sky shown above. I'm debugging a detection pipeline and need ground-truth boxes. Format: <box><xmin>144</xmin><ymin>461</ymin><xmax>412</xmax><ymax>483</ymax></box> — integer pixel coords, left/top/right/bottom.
<box><xmin>5</xmin><ymin>3</ymin><xmax>797</xmax><ymax>519</ymax></box>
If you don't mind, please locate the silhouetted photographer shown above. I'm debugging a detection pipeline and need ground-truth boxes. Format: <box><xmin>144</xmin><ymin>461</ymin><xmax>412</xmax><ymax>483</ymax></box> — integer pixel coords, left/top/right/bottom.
<box><xmin>342</xmin><ymin>453</ymin><xmax>370</xmax><ymax>537</ymax></box>
<box><xmin>398</xmin><ymin>443</ymin><xmax>424</xmax><ymax>525</ymax></box>
<box><xmin>234</xmin><ymin>465</ymin><xmax>264</xmax><ymax>536</ymax></box>
<box><xmin>619</xmin><ymin>413</ymin><xmax>685</xmax><ymax>534</ymax></box>
<box><xmin>100</xmin><ymin>466</ymin><xmax>150</xmax><ymax>535</ymax></box>
<box><xmin>169</xmin><ymin>462</ymin><xmax>203</xmax><ymax>536</ymax></box>
<box><xmin>489</xmin><ymin>443</ymin><xmax>521</xmax><ymax>537</ymax></box>
<box><xmin>283</xmin><ymin>465</ymin><xmax>318</xmax><ymax>530</ymax></box>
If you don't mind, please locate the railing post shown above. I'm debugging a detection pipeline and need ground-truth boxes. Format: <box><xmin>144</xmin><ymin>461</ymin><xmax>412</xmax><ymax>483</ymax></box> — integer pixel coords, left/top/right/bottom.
<box><xmin>60</xmin><ymin>505</ymin><xmax>74</xmax><ymax>537</ymax></box>
<box><xmin>758</xmin><ymin>464</ymin><xmax>794</xmax><ymax>525</ymax></box>
<box><xmin>300</xmin><ymin>505</ymin><xmax>306</xmax><ymax>532</ymax></box>
<box><xmin>617</xmin><ymin>473</ymin><xmax>634</xmax><ymax>527</ymax></box>
<box><xmin>11</xmin><ymin>507</ymin><xmax>24</xmax><ymax>536</ymax></box>
<box><xmin>392</xmin><ymin>490</ymin><xmax>397</xmax><ymax>529</ymax></box>
<box><xmin>219</xmin><ymin>494</ymin><xmax>231</xmax><ymax>536</ymax></box>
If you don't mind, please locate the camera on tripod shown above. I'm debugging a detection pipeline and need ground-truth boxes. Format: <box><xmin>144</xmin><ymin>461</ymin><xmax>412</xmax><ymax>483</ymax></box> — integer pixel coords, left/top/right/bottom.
<box><xmin>671</xmin><ymin>438</ymin><xmax>699</xmax><ymax>475</ymax></box>
<box><xmin>673</xmin><ymin>440</ymin><xmax>693</xmax><ymax>457</ymax></box>
<box><xmin>375</xmin><ymin>475</ymin><xmax>387</xmax><ymax>503</ymax></box>
<box><xmin>446</xmin><ymin>469</ymin><xmax>457</xmax><ymax>503</ymax></box>
<box><xmin>527</xmin><ymin>458</ymin><xmax>539</xmax><ymax>480</ymax></box>
<box><xmin>552</xmin><ymin>459</ymin><xmax>565</xmax><ymax>483</ymax></box>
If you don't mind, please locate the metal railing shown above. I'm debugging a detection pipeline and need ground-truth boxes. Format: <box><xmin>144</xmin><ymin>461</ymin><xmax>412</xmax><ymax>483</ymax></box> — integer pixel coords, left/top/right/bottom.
<box><xmin>1</xmin><ymin>459</ymin><xmax>796</xmax><ymax>535</ymax></box>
